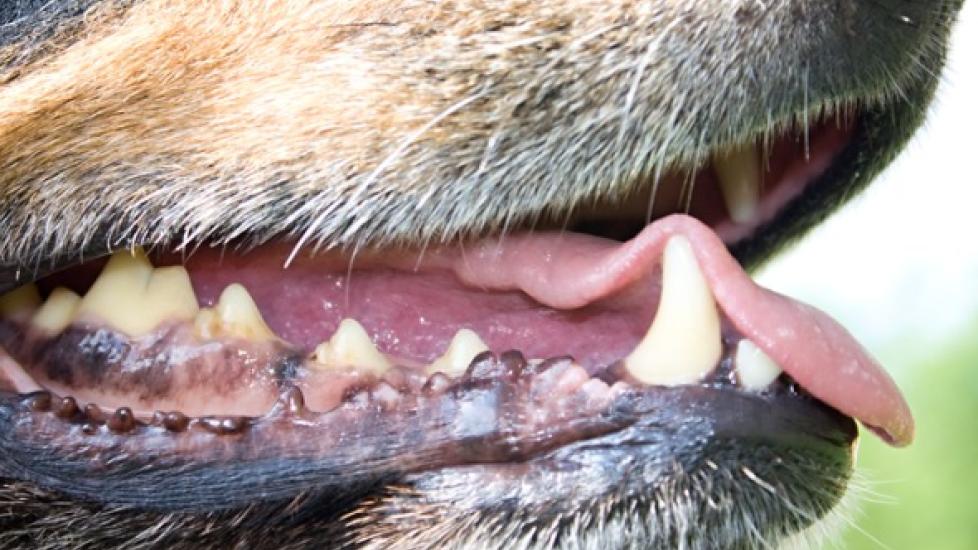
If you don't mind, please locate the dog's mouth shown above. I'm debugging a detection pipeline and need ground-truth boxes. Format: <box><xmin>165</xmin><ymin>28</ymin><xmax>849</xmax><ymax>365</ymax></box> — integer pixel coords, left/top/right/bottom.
<box><xmin>0</xmin><ymin>108</ymin><xmax>907</xmax><ymax>518</ymax></box>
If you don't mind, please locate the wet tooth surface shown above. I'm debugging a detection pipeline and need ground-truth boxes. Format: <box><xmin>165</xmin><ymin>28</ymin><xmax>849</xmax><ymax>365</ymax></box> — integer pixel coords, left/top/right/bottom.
<box><xmin>0</xmin><ymin>284</ymin><xmax>41</xmax><ymax>320</ymax></box>
<box><xmin>77</xmin><ymin>249</ymin><xmax>198</xmax><ymax>336</ymax></box>
<box><xmin>312</xmin><ymin>318</ymin><xmax>391</xmax><ymax>374</ymax></box>
<box><xmin>625</xmin><ymin>236</ymin><xmax>722</xmax><ymax>386</ymax></box>
<box><xmin>32</xmin><ymin>287</ymin><xmax>82</xmax><ymax>335</ymax></box>
<box><xmin>426</xmin><ymin>329</ymin><xmax>490</xmax><ymax>376</ymax></box>
<box><xmin>713</xmin><ymin>142</ymin><xmax>761</xmax><ymax>223</ymax></box>
<box><xmin>195</xmin><ymin>283</ymin><xmax>277</xmax><ymax>341</ymax></box>
<box><xmin>734</xmin><ymin>339</ymin><xmax>784</xmax><ymax>391</ymax></box>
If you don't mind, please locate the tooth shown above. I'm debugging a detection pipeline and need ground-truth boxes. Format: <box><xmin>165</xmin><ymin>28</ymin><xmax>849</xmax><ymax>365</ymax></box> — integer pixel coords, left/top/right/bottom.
<box><xmin>32</xmin><ymin>287</ymin><xmax>82</xmax><ymax>334</ymax></box>
<box><xmin>713</xmin><ymin>142</ymin><xmax>761</xmax><ymax>224</ymax></box>
<box><xmin>426</xmin><ymin>329</ymin><xmax>490</xmax><ymax>376</ymax></box>
<box><xmin>195</xmin><ymin>283</ymin><xmax>277</xmax><ymax>341</ymax></box>
<box><xmin>77</xmin><ymin>249</ymin><xmax>199</xmax><ymax>336</ymax></box>
<box><xmin>312</xmin><ymin>318</ymin><xmax>391</xmax><ymax>374</ymax></box>
<box><xmin>734</xmin><ymin>339</ymin><xmax>783</xmax><ymax>391</ymax></box>
<box><xmin>625</xmin><ymin>236</ymin><xmax>722</xmax><ymax>386</ymax></box>
<box><xmin>0</xmin><ymin>283</ymin><xmax>41</xmax><ymax>320</ymax></box>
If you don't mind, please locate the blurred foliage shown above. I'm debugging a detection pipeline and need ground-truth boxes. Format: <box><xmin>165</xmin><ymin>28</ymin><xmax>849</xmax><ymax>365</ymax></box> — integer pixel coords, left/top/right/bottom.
<box><xmin>841</xmin><ymin>321</ymin><xmax>978</xmax><ymax>549</ymax></box>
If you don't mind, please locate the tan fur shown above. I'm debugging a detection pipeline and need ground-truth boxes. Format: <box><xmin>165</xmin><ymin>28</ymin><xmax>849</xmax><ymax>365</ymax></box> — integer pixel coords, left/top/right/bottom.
<box><xmin>0</xmin><ymin>0</ymin><xmax>949</xmax><ymax>266</ymax></box>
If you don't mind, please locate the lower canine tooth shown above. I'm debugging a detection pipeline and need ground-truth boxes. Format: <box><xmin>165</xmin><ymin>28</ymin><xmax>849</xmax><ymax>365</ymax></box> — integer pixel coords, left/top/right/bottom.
<box><xmin>713</xmin><ymin>142</ymin><xmax>761</xmax><ymax>224</ymax></box>
<box><xmin>32</xmin><ymin>287</ymin><xmax>82</xmax><ymax>334</ymax></box>
<box><xmin>624</xmin><ymin>235</ymin><xmax>722</xmax><ymax>386</ymax></box>
<box><xmin>313</xmin><ymin>318</ymin><xmax>391</xmax><ymax>374</ymax></box>
<box><xmin>427</xmin><ymin>329</ymin><xmax>490</xmax><ymax>376</ymax></box>
<box><xmin>195</xmin><ymin>283</ymin><xmax>277</xmax><ymax>341</ymax></box>
<box><xmin>734</xmin><ymin>339</ymin><xmax>783</xmax><ymax>391</ymax></box>
<box><xmin>0</xmin><ymin>284</ymin><xmax>41</xmax><ymax>320</ymax></box>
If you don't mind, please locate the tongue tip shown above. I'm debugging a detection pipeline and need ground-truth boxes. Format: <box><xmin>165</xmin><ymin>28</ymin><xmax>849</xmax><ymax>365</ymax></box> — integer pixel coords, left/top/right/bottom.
<box><xmin>869</xmin><ymin>419</ymin><xmax>914</xmax><ymax>448</ymax></box>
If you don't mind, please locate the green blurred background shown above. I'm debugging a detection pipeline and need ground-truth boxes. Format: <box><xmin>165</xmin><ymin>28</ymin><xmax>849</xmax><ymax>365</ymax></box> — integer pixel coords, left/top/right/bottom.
<box><xmin>757</xmin><ymin>3</ymin><xmax>978</xmax><ymax>548</ymax></box>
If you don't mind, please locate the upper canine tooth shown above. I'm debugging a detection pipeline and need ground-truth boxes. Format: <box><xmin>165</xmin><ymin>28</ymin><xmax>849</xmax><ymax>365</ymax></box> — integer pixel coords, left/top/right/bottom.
<box><xmin>0</xmin><ymin>283</ymin><xmax>41</xmax><ymax>320</ymax></box>
<box><xmin>77</xmin><ymin>249</ymin><xmax>199</xmax><ymax>336</ymax></box>
<box><xmin>713</xmin><ymin>142</ymin><xmax>761</xmax><ymax>224</ymax></box>
<box><xmin>734</xmin><ymin>339</ymin><xmax>783</xmax><ymax>391</ymax></box>
<box><xmin>625</xmin><ymin>235</ymin><xmax>722</xmax><ymax>386</ymax></box>
<box><xmin>312</xmin><ymin>318</ymin><xmax>391</xmax><ymax>374</ymax></box>
<box><xmin>195</xmin><ymin>283</ymin><xmax>277</xmax><ymax>341</ymax></box>
<box><xmin>427</xmin><ymin>329</ymin><xmax>490</xmax><ymax>377</ymax></box>
<box><xmin>32</xmin><ymin>287</ymin><xmax>82</xmax><ymax>335</ymax></box>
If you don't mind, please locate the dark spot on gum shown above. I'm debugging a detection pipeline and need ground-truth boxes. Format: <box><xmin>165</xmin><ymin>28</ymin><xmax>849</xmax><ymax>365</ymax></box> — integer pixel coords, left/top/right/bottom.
<box><xmin>162</xmin><ymin>411</ymin><xmax>190</xmax><ymax>432</ymax></box>
<box><xmin>528</xmin><ymin>356</ymin><xmax>576</xmax><ymax>378</ymax></box>
<box><xmin>23</xmin><ymin>391</ymin><xmax>52</xmax><ymax>412</ymax></box>
<box><xmin>56</xmin><ymin>396</ymin><xmax>79</xmax><ymax>419</ymax></box>
<box><xmin>32</xmin><ymin>328</ymin><xmax>131</xmax><ymax>389</ymax></box>
<box><xmin>498</xmin><ymin>350</ymin><xmax>527</xmax><ymax>381</ymax></box>
<box><xmin>198</xmin><ymin>416</ymin><xmax>250</xmax><ymax>435</ymax></box>
<box><xmin>282</xmin><ymin>386</ymin><xmax>306</xmax><ymax>415</ymax></box>
<box><xmin>422</xmin><ymin>372</ymin><xmax>451</xmax><ymax>395</ymax></box>
<box><xmin>272</xmin><ymin>353</ymin><xmax>304</xmax><ymax>384</ymax></box>
<box><xmin>465</xmin><ymin>351</ymin><xmax>499</xmax><ymax>380</ymax></box>
<box><xmin>107</xmin><ymin>407</ymin><xmax>136</xmax><ymax>433</ymax></box>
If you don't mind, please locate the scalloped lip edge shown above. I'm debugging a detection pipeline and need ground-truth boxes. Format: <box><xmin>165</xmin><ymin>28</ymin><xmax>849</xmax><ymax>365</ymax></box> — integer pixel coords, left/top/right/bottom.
<box><xmin>410</xmin><ymin>214</ymin><xmax>913</xmax><ymax>446</ymax></box>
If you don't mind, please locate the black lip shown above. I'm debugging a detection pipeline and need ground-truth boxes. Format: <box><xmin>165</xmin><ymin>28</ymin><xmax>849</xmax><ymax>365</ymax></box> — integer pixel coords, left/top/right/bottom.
<box><xmin>730</xmin><ymin>70</ymin><xmax>941</xmax><ymax>270</ymax></box>
<box><xmin>0</xmin><ymin>381</ymin><xmax>855</xmax><ymax>513</ymax></box>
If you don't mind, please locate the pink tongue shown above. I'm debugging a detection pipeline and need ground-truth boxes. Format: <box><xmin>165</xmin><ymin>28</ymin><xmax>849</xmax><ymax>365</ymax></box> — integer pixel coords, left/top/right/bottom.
<box><xmin>433</xmin><ymin>214</ymin><xmax>913</xmax><ymax>446</ymax></box>
<box><xmin>183</xmin><ymin>214</ymin><xmax>912</xmax><ymax>447</ymax></box>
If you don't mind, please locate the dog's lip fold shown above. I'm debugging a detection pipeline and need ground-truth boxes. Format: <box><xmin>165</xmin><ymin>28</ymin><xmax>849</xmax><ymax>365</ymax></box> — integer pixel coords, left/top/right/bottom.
<box><xmin>430</xmin><ymin>214</ymin><xmax>913</xmax><ymax>446</ymax></box>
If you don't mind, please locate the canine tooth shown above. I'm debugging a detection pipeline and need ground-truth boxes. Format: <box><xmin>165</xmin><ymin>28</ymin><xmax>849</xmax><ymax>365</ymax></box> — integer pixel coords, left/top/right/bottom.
<box><xmin>0</xmin><ymin>284</ymin><xmax>41</xmax><ymax>320</ymax></box>
<box><xmin>713</xmin><ymin>142</ymin><xmax>761</xmax><ymax>223</ymax></box>
<box><xmin>734</xmin><ymin>339</ymin><xmax>783</xmax><ymax>391</ymax></box>
<box><xmin>313</xmin><ymin>318</ymin><xmax>391</xmax><ymax>374</ymax></box>
<box><xmin>624</xmin><ymin>236</ymin><xmax>722</xmax><ymax>386</ymax></box>
<box><xmin>77</xmin><ymin>249</ymin><xmax>199</xmax><ymax>336</ymax></box>
<box><xmin>196</xmin><ymin>283</ymin><xmax>277</xmax><ymax>341</ymax></box>
<box><xmin>32</xmin><ymin>287</ymin><xmax>81</xmax><ymax>334</ymax></box>
<box><xmin>426</xmin><ymin>329</ymin><xmax>490</xmax><ymax>376</ymax></box>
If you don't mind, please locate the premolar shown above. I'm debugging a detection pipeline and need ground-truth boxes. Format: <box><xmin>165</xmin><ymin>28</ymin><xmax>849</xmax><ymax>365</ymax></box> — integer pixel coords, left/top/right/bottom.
<box><xmin>195</xmin><ymin>283</ymin><xmax>278</xmax><ymax>342</ymax></box>
<box><xmin>427</xmin><ymin>329</ymin><xmax>490</xmax><ymax>376</ymax></box>
<box><xmin>734</xmin><ymin>339</ymin><xmax>783</xmax><ymax>391</ymax></box>
<box><xmin>624</xmin><ymin>235</ymin><xmax>722</xmax><ymax>386</ymax></box>
<box><xmin>75</xmin><ymin>249</ymin><xmax>199</xmax><ymax>336</ymax></box>
<box><xmin>31</xmin><ymin>287</ymin><xmax>82</xmax><ymax>335</ymax></box>
<box><xmin>312</xmin><ymin>319</ymin><xmax>391</xmax><ymax>374</ymax></box>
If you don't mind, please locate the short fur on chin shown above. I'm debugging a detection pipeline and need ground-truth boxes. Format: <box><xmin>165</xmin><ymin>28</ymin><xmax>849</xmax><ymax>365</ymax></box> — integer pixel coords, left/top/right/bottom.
<box><xmin>0</xmin><ymin>0</ymin><xmax>964</xmax><ymax>548</ymax></box>
<box><xmin>0</xmin><ymin>448</ymin><xmax>848</xmax><ymax>549</ymax></box>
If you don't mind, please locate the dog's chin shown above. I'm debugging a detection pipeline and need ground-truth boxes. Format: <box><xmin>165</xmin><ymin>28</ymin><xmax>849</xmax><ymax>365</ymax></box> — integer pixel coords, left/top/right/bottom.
<box><xmin>0</xmin><ymin>93</ymin><xmax>924</xmax><ymax>548</ymax></box>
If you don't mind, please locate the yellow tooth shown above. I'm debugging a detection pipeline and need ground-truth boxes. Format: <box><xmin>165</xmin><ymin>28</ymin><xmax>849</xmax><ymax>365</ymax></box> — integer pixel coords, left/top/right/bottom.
<box><xmin>426</xmin><ymin>329</ymin><xmax>490</xmax><ymax>376</ymax></box>
<box><xmin>312</xmin><ymin>318</ymin><xmax>391</xmax><ymax>374</ymax></box>
<box><xmin>0</xmin><ymin>283</ymin><xmax>41</xmax><ymax>320</ymax></box>
<box><xmin>734</xmin><ymin>339</ymin><xmax>783</xmax><ymax>391</ymax></box>
<box><xmin>195</xmin><ymin>283</ymin><xmax>277</xmax><ymax>341</ymax></box>
<box><xmin>76</xmin><ymin>249</ymin><xmax>199</xmax><ymax>336</ymax></box>
<box><xmin>32</xmin><ymin>287</ymin><xmax>81</xmax><ymax>335</ymax></box>
<box><xmin>713</xmin><ymin>142</ymin><xmax>760</xmax><ymax>224</ymax></box>
<box><xmin>625</xmin><ymin>236</ymin><xmax>722</xmax><ymax>386</ymax></box>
